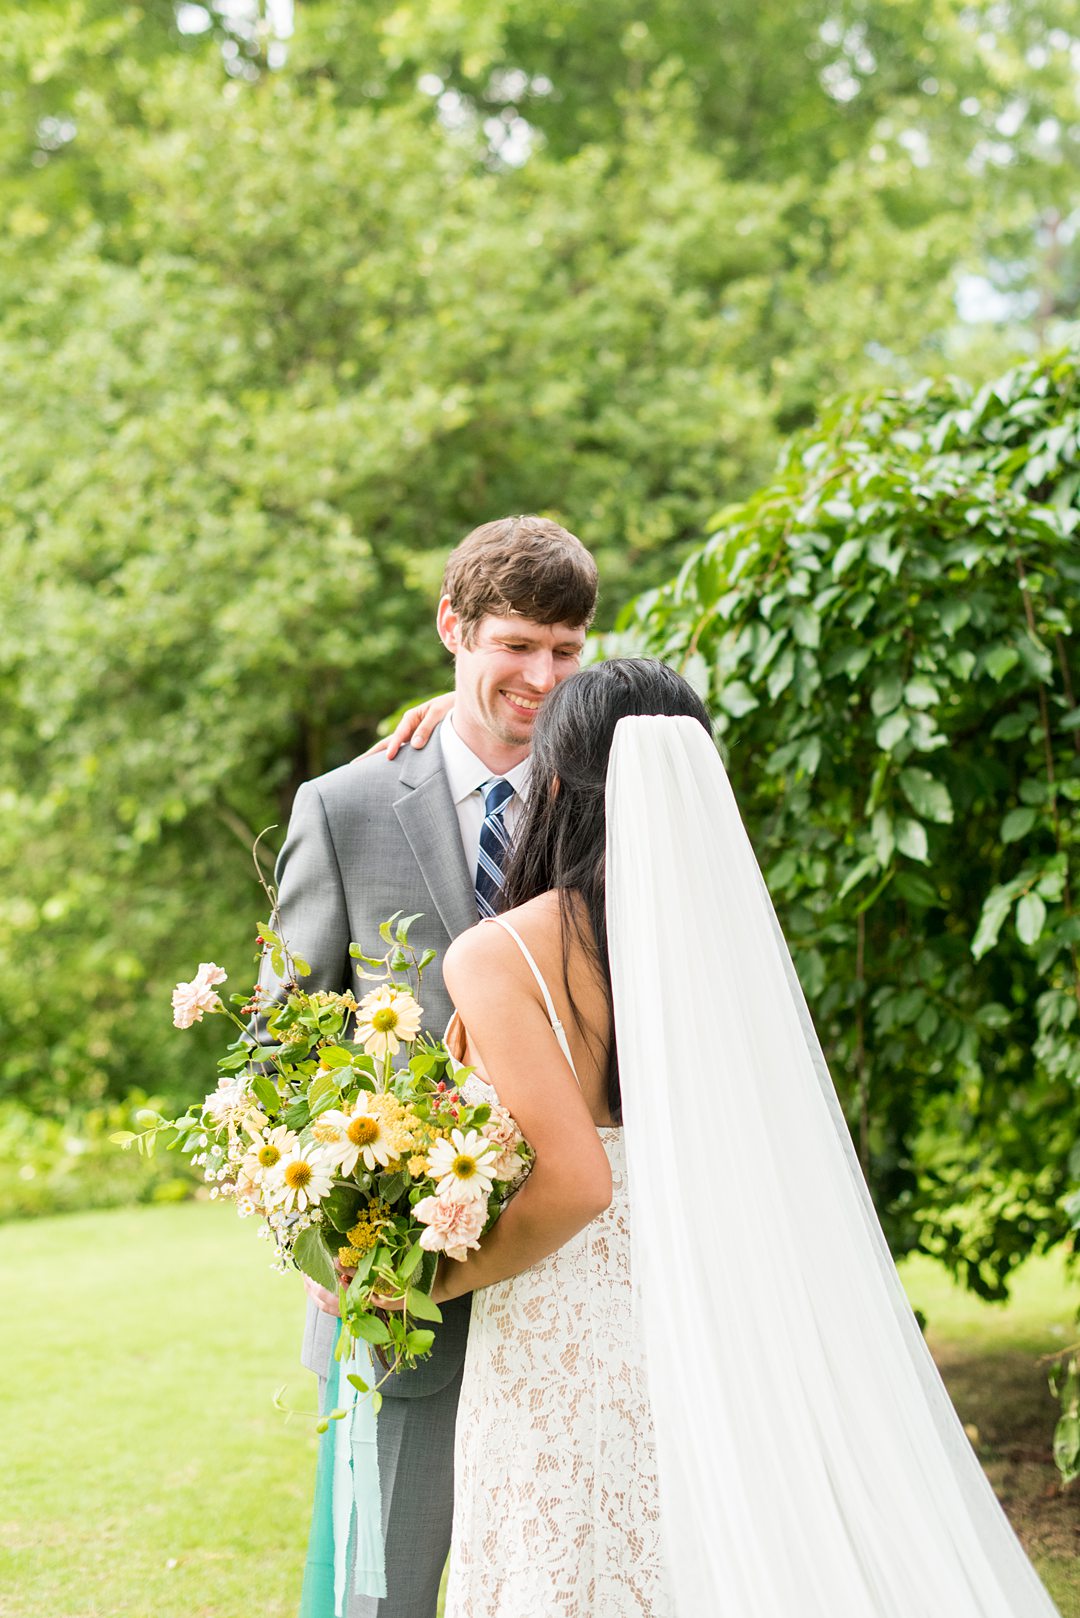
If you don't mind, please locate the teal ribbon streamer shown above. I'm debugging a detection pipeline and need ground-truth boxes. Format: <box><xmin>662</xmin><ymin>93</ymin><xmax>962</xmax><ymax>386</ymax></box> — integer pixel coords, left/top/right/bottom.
<box><xmin>298</xmin><ymin>1321</ymin><xmax>387</xmax><ymax>1618</ymax></box>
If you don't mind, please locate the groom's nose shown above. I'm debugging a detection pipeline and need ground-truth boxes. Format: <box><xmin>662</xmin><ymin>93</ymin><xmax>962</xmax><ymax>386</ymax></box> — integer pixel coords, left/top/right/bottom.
<box><xmin>522</xmin><ymin>650</ymin><xmax>558</xmax><ymax>693</ymax></box>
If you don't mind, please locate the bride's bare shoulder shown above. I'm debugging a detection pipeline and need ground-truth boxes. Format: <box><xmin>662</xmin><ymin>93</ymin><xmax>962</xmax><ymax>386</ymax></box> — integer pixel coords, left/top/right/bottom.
<box><xmin>442</xmin><ymin>894</ymin><xmax>562</xmax><ymax>989</ymax></box>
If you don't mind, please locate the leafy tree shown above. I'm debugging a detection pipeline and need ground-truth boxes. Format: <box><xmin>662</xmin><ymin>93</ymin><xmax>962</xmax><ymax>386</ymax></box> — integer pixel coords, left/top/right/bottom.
<box><xmin>613</xmin><ymin>346</ymin><xmax>1080</xmax><ymax>1296</ymax></box>
<box><xmin>0</xmin><ymin>0</ymin><xmax>1075</xmax><ymax>1192</ymax></box>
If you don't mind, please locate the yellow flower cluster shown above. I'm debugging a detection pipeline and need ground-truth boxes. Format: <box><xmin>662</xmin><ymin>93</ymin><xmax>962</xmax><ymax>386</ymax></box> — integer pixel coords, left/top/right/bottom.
<box><xmin>366</xmin><ymin>1091</ymin><xmax>419</xmax><ymax>1164</ymax></box>
<box><xmin>345</xmin><ymin>1200</ymin><xmax>392</xmax><ymax>1256</ymax></box>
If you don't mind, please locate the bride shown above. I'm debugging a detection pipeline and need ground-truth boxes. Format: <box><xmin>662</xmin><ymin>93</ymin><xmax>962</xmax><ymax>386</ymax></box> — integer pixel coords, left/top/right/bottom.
<box><xmin>418</xmin><ymin>657</ymin><xmax>1059</xmax><ymax>1618</ymax></box>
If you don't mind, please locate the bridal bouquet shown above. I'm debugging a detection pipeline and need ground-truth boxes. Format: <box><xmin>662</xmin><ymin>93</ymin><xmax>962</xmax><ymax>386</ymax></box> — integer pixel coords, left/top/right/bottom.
<box><xmin>116</xmin><ymin>911</ymin><xmax>531</xmax><ymax>1402</ymax></box>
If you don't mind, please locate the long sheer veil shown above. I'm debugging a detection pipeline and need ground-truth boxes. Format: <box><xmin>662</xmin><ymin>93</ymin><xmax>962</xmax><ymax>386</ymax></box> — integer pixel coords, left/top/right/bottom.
<box><xmin>605</xmin><ymin>714</ymin><xmax>1059</xmax><ymax>1617</ymax></box>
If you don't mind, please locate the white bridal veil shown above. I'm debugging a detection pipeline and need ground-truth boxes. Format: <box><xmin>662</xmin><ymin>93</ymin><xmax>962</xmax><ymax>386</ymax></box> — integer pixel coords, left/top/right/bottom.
<box><xmin>606</xmin><ymin>715</ymin><xmax>1059</xmax><ymax>1618</ymax></box>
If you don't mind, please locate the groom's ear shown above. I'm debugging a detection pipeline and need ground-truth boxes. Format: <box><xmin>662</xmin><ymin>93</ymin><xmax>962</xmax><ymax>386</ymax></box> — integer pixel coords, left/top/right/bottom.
<box><xmin>437</xmin><ymin>595</ymin><xmax>462</xmax><ymax>656</ymax></box>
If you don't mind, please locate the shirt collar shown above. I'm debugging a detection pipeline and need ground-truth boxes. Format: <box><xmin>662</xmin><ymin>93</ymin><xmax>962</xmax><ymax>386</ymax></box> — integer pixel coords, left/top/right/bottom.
<box><xmin>441</xmin><ymin>714</ymin><xmax>531</xmax><ymax>806</ymax></box>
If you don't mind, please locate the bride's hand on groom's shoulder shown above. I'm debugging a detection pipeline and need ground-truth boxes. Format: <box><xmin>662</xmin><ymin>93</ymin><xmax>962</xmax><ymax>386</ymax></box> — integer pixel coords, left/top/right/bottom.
<box><xmin>363</xmin><ymin>692</ymin><xmax>455</xmax><ymax>760</ymax></box>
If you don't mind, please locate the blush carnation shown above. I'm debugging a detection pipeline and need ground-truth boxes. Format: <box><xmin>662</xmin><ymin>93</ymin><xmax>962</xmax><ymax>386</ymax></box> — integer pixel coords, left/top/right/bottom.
<box><xmin>414</xmin><ymin>1192</ymin><xmax>486</xmax><ymax>1262</ymax></box>
<box><xmin>481</xmin><ymin>1107</ymin><xmax>528</xmax><ymax>1183</ymax></box>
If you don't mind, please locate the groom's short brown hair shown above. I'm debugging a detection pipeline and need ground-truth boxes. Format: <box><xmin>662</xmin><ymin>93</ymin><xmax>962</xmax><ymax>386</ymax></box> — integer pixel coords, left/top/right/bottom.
<box><xmin>442</xmin><ymin>515</ymin><xmax>598</xmax><ymax>644</ymax></box>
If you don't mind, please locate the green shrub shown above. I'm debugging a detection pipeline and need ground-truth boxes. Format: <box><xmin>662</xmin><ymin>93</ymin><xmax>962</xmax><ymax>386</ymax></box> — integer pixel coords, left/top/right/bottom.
<box><xmin>0</xmin><ymin>1096</ymin><xmax>196</xmax><ymax>1222</ymax></box>
<box><xmin>612</xmin><ymin>346</ymin><xmax>1080</xmax><ymax>1299</ymax></box>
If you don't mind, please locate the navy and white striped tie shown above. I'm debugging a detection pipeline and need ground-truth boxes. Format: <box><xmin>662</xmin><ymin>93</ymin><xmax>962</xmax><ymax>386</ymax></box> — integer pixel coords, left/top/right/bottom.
<box><xmin>475</xmin><ymin>777</ymin><xmax>515</xmax><ymax>918</ymax></box>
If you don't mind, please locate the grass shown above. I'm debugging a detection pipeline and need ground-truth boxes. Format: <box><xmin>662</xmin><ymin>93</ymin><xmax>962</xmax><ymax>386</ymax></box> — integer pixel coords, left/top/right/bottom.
<box><xmin>902</xmin><ymin>1252</ymin><xmax>1080</xmax><ymax>1614</ymax></box>
<box><xmin>0</xmin><ymin>1202</ymin><xmax>314</xmax><ymax>1618</ymax></box>
<box><xmin>0</xmin><ymin>1203</ymin><xmax>1076</xmax><ymax>1617</ymax></box>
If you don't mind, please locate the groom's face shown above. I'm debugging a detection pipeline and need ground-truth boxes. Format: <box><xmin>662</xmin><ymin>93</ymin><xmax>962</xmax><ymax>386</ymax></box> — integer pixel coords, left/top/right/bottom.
<box><xmin>438</xmin><ymin>601</ymin><xmax>586</xmax><ymax>751</ymax></box>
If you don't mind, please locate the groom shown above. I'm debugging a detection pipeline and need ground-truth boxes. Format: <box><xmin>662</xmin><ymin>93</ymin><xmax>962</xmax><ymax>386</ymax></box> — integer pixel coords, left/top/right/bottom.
<box><xmin>264</xmin><ymin>514</ymin><xmax>598</xmax><ymax>1616</ymax></box>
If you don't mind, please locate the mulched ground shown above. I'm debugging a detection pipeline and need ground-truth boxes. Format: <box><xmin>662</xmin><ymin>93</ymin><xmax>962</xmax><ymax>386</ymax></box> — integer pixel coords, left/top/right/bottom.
<box><xmin>933</xmin><ymin>1339</ymin><xmax>1080</xmax><ymax>1583</ymax></box>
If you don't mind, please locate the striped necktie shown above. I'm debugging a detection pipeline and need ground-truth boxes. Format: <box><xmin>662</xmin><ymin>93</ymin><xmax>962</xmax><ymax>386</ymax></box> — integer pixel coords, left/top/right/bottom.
<box><xmin>475</xmin><ymin>777</ymin><xmax>515</xmax><ymax>918</ymax></box>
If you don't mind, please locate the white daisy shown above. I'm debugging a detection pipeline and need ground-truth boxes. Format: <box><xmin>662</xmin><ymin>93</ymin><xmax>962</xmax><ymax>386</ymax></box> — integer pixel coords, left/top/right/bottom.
<box><xmin>315</xmin><ymin>1104</ymin><xmax>396</xmax><ymax>1175</ymax></box>
<box><xmin>267</xmin><ymin>1146</ymin><xmax>333</xmax><ymax>1213</ymax></box>
<box><xmin>425</xmin><ymin>1128</ymin><xmax>498</xmax><ymax>1203</ymax></box>
<box><xmin>354</xmin><ymin>986</ymin><xmax>423</xmax><ymax>1059</ymax></box>
<box><xmin>240</xmin><ymin>1124</ymin><xmax>297</xmax><ymax>1186</ymax></box>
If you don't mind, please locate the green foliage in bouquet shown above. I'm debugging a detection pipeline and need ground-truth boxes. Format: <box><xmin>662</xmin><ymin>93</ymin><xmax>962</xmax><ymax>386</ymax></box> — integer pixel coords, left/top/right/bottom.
<box><xmin>115</xmin><ymin>909</ymin><xmax>531</xmax><ymax>1407</ymax></box>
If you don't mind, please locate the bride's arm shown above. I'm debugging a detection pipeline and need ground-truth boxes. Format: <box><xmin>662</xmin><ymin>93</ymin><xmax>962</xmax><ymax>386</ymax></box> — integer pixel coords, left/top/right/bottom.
<box><xmin>433</xmin><ymin>924</ymin><xmax>613</xmax><ymax>1303</ymax></box>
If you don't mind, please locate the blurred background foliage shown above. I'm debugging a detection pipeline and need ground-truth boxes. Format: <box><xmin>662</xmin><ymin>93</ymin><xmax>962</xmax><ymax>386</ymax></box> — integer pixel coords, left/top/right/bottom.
<box><xmin>1</xmin><ymin>0</ymin><xmax>1078</xmax><ymax>1255</ymax></box>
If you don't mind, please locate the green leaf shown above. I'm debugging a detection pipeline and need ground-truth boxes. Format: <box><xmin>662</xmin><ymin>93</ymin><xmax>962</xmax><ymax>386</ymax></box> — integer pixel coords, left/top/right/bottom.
<box><xmin>946</xmin><ymin>649</ymin><xmax>976</xmax><ymax>681</ymax></box>
<box><xmin>892</xmin><ymin>871</ymin><xmax>940</xmax><ymax>909</ymax></box>
<box><xmin>307</xmin><ymin>1070</ymin><xmax>341</xmax><ymax>1118</ymax></box>
<box><xmin>321</xmin><ymin>1183</ymin><xmax>364</xmax><ymax>1232</ymax></box>
<box><xmin>875</xmin><ymin>711</ymin><xmax>909</xmax><ymax>751</ymax></box>
<box><xmin>837</xmin><ymin>855</ymin><xmax>876</xmax><ymax>901</ymax></box>
<box><xmin>395</xmin><ymin>912</ymin><xmax>423</xmax><ymax>942</ymax></box>
<box><xmin>346</xmin><ymin>1372</ymin><xmax>370</xmax><ymax>1394</ymax></box>
<box><xmin>870</xmin><ymin>675</ymin><xmax>904</xmax><ymax>717</ymax></box>
<box><xmin>319</xmin><ymin>1046</ymin><xmax>355</xmax><ymax>1069</ymax></box>
<box><xmin>717</xmin><ymin>679</ymin><xmax>759</xmax><ymax>718</ymax></box>
<box><xmin>766</xmin><ymin>648</ymin><xmax>795</xmax><ymax>700</ymax></box>
<box><xmin>903</xmin><ymin>677</ymin><xmax>938</xmax><ymax>710</ymax></box>
<box><xmin>870</xmin><ymin>809</ymin><xmax>894</xmax><ymax>866</ymax></box>
<box><xmin>403</xmin><ymin>1288</ymin><xmax>443</xmax><ymax>1323</ymax></box>
<box><xmin>898</xmin><ymin>767</ymin><xmax>953</xmax><ymax>824</ymax></box>
<box><xmin>405</xmin><ymin>1329</ymin><xmax>435</xmax><ymax>1356</ymax></box>
<box><xmin>984</xmin><ymin>644</ymin><xmax>1019</xmax><ymax>682</ymax></box>
<box><xmin>349</xmin><ymin>1312</ymin><xmax>392</xmax><ymax>1346</ymax></box>
<box><xmin>251</xmin><ymin>1074</ymin><xmax>280</xmax><ymax>1115</ymax></box>
<box><xmin>345</xmin><ymin>1246</ymin><xmax>377</xmax><ymax>1292</ymax></box>
<box><xmin>110</xmin><ymin>1131</ymin><xmax>137</xmax><ymax>1148</ymax></box>
<box><xmin>292</xmin><ymin>1224</ymin><xmax>338</xmax><ymax>1292</ymax></box>
<box><xmin>791</xmin><ymin>606</ymin><xmax>820</xmax><ymax>648</ymax></box>
<box><xmin>1016</xmin><ymin>892</ymin><xmax>1047</xmax><ymax>947</ymax></box>
<box><xmin>399</xmin><ymin>1242</ymin><xmax>424</xmax><ymax>1281</ymax></box>
<box><xmin>378</xmin><ymin>1171</ymin><xmax>408</xmax><ymax>1203</ymax></box>
<box><xmin>972</xmin><ymin>884</ymin><xmax>1016</xmax><ymax>960</ymax></box>
<box><xmin>896</xmin><ymin>818</ymin><xmax>928</xmax><ymax>863</ymax></box>
<box><xmin>938</xmin><ymin>600</ymin><xmax>971</xmax><ymax>636</ymax></box>
<box><xmin>831</xmin><ymin>537</ymin><xmax>863</xmax><ymax>577</ymax></box>
<box><xmin>1001</xmin><ymin>807</ymin><xmax>1036</xmax><ymax>843</ymax></box>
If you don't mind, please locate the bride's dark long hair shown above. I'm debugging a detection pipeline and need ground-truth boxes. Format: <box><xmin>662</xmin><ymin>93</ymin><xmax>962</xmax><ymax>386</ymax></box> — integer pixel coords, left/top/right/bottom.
<box><xmin>501</xmin><ymin>658</ymin><xmax>712</xmax><ymax>1120</ymax></box>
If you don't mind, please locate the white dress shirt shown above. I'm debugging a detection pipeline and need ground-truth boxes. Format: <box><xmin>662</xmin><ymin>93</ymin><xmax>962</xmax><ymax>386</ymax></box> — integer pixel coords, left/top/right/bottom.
<box><xmin>439</xmin><ymin>714</ymin><xmax>532</xmax><ymax>883</ymax></box>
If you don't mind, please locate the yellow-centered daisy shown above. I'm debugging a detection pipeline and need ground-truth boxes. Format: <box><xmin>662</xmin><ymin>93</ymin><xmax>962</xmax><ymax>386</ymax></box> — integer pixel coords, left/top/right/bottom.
<box><xmin>353</xmin><ymin>986</ymin><xmax>423</xmax><ymax>1059</ymax></box>
<box><xmin>268</xmin><ymin>1146</ymin><xmax>333</xmax><ymax>1213</ymax></box>
<box><xmin>426</xmin><ymin>1128</ymin><xmax>498</xmax><ymax>1203</ymax></box>
<box><xmin>317</xmin><ymin>1104</ymin><xmax>397</xmax><ymax>1174</ymax></box>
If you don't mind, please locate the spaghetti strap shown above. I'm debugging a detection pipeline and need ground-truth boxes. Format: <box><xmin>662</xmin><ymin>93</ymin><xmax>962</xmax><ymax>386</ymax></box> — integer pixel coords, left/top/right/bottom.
<box><xmin>483</xmin><ymin>917</ymin><xmax>581</xmax><ymax>1086</ymax></box>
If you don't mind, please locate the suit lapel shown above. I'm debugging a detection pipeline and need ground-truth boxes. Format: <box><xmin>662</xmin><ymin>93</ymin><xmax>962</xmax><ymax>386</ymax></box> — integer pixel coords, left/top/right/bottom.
<box><xmin>394</xmin><ymin>728</ymin><xmax>478</xmax><ymax>941</ymax></box>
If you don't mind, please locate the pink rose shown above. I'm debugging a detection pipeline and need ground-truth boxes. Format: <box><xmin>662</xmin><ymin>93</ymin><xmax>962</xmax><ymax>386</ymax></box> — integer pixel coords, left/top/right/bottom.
<box><xmin>171</xmin><ymin>962</ymin><xmax>228</xmax><ymax>1028</ymax></box>
<box><xmin>414</xmin><ymin>1193</ymin><xmax>486</xmax><ymax>1262</ymax></box>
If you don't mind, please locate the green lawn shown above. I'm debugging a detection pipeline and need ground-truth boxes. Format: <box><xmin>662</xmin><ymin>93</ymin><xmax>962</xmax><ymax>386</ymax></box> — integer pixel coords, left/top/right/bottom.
<box><xmin>1</xmin><ymin>1203</ymin><xmax>1076</xmax><ymax>1617</ymax></box>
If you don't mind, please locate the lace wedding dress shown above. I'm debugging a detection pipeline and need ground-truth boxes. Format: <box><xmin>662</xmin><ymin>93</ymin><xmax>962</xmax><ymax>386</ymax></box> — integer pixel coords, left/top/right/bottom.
<box><xmin>443</xmin><ymin>920</ymin><xmax>676</xmax><ymax>1618</ymax></box>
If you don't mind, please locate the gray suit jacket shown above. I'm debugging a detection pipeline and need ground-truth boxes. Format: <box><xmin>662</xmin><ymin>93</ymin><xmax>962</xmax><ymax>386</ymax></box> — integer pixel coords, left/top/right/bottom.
<box><xmin>259</xmin><ymin>724</ymin><xmax>476</xmax><ymax>1393</ymax></box>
